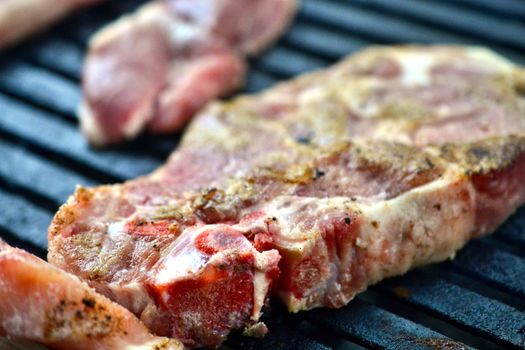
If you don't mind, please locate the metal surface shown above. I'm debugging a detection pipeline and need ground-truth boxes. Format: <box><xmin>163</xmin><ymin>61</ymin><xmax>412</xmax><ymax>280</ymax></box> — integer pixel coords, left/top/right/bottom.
<box><xmin>0</xmin><ymin>0</ymin><xmax>524</xmax><ymax>349</ymax></box>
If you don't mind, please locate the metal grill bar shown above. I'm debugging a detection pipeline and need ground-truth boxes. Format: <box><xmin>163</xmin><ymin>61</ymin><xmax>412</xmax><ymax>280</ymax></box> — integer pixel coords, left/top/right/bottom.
<box><xmin>438</xmin><ymin>0</ymin><xmax>525</xmax><ymax>24</ymax></box>
<box><xmin>0</xmin><ymin>94</ymin><xmax>160</xmax><ymax>180</ymax></box>
<box><xmin>0</xmin><ymin>138</ymin><xmax>94</xmax><ymax>205</ymax></box>
<box><xmin>347</xmin><ymin>0</ymin><xmax>525</xmax><ymax>52</ymax></box>
<box><xmin>299</xmin><ymin>0</ymin><xmax>472</xmax><ymax>44</ymax></box>
<box><xmin>1</xmin><ymin>1</ymin><xmax>524</xmax><ymax>349</ymax></box>
<box><xmin>255</xmin><ymin>46</ymin><xmax>326</xmax><ymax>77</ymax></box>
<box><xmin>450</xmin><ymin>241</ymin><xmax>525</xmax><ymax>298</ymax></box>
<box><xmin>21</xmin><ymin>36</ymin><xmax>84</xmax><ymax>79</ymax></box>
<box><xmin>305</xmin><ymin>298</ymin><xmax>463</xmax><ymax>349</ymax></box>
<box><xmin>378</xmin><ymin>271</ymin><xmax>525</xmax><ymax>348</ymax></box>
<box><xmin>284</xmin><ymin>24</ymin><xmax>367</xmax><ymax>60</ymax></box>
<box><xmin>0</xmin><ymin>188</ymin><xmax>51</xmax><ymax>249</ymax></box>
<box><xmin>495</xmin><ymin>207</ymin><xmax>525</xmax><ymax>248</ymax></box>
<box><xmin>0</xmin><ymin>60</ymin><xmax>80</xmax><ymax>116</ymax></box>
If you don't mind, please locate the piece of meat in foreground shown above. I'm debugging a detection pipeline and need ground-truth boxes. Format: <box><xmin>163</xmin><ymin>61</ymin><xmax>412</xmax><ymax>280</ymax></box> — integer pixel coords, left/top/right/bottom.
<box><xmin>51</xmin><ymin>46</ymin><xmax>525</xmax><ymax>347</ymax></box>
<box><xmin>0</xmin><ymin>239</ymin><xmax>182</xmax><ymax>350</ymax></box>
<box><xmin>49</xmin><ymin>191</ymin><xmax>281</xmax><ymax>348</ymax></box>
<box><xmin>80</xmin><ymin>0</ymin><xmax>297</xmax><ymax>145</ymax></box>
<box><xmin>0</xmin><ymin>0</ymin><xmax>102</xmax><ymax>50</ymax></box>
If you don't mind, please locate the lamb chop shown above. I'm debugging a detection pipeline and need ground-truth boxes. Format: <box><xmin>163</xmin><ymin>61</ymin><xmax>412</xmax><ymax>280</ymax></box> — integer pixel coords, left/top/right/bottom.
<box><xmin>80</xmin><ymin>0</ymin><xmax>298</xmax><ymax>146</ymax></box>
<box><xmin>0</xmin><ymin>239</ymin><xmax>182</xmax><ymax>350</ymax></box>
<box><xmin>0</xmin><ymin>0</ymin><xmax>102</xmax><ymax>49</ymax></box>
<box><xmin>47</xmin><ymin>45</ymin><xmax>525</xmax><ymax>348</ymax></box>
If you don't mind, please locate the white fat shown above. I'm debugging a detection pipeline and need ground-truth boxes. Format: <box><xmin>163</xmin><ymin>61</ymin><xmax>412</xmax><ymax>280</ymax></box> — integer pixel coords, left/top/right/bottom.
<box><xmin>161</xmin><ymin>291</ymin><xmax>170</xmax><ymax>305</ymax></box>
<box><xmin>90</xmin><ymin>3</ymin><xmax>163</xmax><ymax>48</ymax></box>
<box><xmin>78</xmin><ymin>103</ymin><xmax>109</xmax><ymax>146</ymax></box>
<box><xmin>108</xmin><ymin>221</ymin><xmax>126</xmax><ymax>241</ymax></box>
<box><xmin>155</xmin><ymin>246</ymin><xmax>206</xmax><ymax>285</ymax></box>
<box><xmin>263</xmin><ymin>199</ymin><xmax>319</xmax><ymax>253</ymax></box>
<box><xmin>323</xmin><ymin>170</ymin><xmax>460</xmax><ymax>212</ymax></box>
<box><xmin>263</xmin><ymin>195</ymin><xmax>366</xmax><ymax>254</ymax></box>
<box><xmin>124</xmin><ymin>338</ymin><xmax>183</xmax><ymax>350</ymax></box>
<box><xmin>397</xmin><ymin>53</ymin><xmax>435</xmax><ymax>86</ymax></box>
<box><xmin>278</xmin><ymin>167</ymin><xmax>477</xmax><ymax>312</ymax></box>
<box><xmin>92</xmin><ymin>0</ymin><xmax>209</xmax><ymax>51</ymax></box>
<box><xmin>267</xmin><ymin>168</ymin><xmax>466</xmax><ymax>252</ymax></box>
<box><xmin>80</xmin><ymin>99</ymin><xmax>153</xmax><ymax>146</ymax></box>
<box><xmin>466</xmin><ymin>46</ymin><xmax>515</xmax><ymax>71</ymax></box>
<box><xmin>108</xmin><ymin>282</ymin><xmax>152</xmax><ymax>316</ymax></box>
<box><xmin>370</xmin><ymin>121</ymin><xmax>414</xmax><ymax>145</ymax></box>
<box><xmin>356</xmin><ymin>172</ymin><xmax>475</xmax><ymax>276</ymax></box>
<box><xmin>251</xmin><ymin>272</ymin><xmax>269</xmax><ymax>321</ymax></box>
<box><xmin>166</xmin><ymin>21</ymin><xmax>204</xmax><ymax>46</ymax></box>
<box><xmin>188</xmin><ymin>112</ymin><xmax>251</xmax><ymax>151</ymax></box>
<box><xmin>2</xmin><ymin>314</ymin><xmax>24</xmax><ymax>335</ymax></box>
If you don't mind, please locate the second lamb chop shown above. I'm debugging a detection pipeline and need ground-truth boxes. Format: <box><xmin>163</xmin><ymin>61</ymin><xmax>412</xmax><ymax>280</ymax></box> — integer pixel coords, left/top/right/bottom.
<box><xmin>80</xmin><ymin>0</ymin><xmax>297</xmax><ymax>145</ymax></box>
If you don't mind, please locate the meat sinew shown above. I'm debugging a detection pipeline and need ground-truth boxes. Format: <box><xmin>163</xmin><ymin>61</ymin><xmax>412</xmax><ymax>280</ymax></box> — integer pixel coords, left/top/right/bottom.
<box><xmin>0</xmin><ymin>239</ymin><xmax>183</xmax><ymax>350</ymax></box>
<box><xmin>80</xmin><ymin>0</ymin><xmax>298</xmax><ymax>146</ymax></box>
<box><xmin>0</xmin><ymin>0</ymin><xmax>102</xmax><ymax>49</ymax></box>
<box><xmin>51</xmin><ymin>46</ymin><xmax>525</xmax><ymax>347</ymax></box>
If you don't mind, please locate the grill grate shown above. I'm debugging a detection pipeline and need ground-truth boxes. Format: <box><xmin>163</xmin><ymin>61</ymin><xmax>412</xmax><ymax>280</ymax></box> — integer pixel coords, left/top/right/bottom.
<box><xmin>1</xmin><ymin>1</ymin><xmax>525</xmax><ymax>349</ymax></box>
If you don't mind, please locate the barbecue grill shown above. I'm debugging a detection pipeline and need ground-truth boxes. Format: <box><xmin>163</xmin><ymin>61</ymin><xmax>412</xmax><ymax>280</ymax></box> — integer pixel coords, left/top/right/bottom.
<box><xmin>1</xmin><ymin>0</ymin><xmax>524</xmax><ymax>349</ymax></box>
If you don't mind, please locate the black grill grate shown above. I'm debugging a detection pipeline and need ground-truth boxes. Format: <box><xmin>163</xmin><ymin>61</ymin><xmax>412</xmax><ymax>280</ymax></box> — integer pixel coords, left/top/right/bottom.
<box><xmin>1</xmin><ymin>1</ymin><xmax>525</xmax><ymax>349</ymax></box>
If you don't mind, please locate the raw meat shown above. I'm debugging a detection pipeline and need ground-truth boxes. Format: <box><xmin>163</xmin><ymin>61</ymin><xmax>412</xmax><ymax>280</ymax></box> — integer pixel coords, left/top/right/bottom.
<box><xmin>0</xmin><ymin>239</ymin><xmax>183</xmax><ymax>350</ymax></box>
<box><xmin>51</xmin><ymin>46</ymin><xmax>525</xmax><ymax>347</ymax></box>
<box><xmin>80</xmin><ymin>0</ymin><xmax>297</xmax><ymax>145</ymax></box>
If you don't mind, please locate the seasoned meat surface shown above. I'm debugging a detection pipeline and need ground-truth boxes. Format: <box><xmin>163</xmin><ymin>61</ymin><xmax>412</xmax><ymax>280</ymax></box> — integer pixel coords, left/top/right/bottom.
<box><xmin>50</xmin><ymin>46</ymin><xmax>525</xmax><ymax>347</ymax></box>
<box><xmin>0</xmin><ymin>239</ymin><xmax>183</xmax><ymax>350</ymax></box>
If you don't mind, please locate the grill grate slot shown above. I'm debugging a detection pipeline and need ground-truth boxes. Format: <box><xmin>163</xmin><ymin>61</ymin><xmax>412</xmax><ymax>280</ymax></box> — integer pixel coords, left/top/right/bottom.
<box><xmin>0</xmin><ymin>94</ymin><xmax>163</xmax><ymax>180</ymax></box>
<box><xmin>229</xmin><ymin>329</ymin><xmax>331</xmax><ymax>350</ymax></box>
<box><xmin>0</xmin><ymin>1</ymin><xmax>524</xmax><ymax>349</ymax></box>
<box><xmin>494</xmin><ymin>207</ymin><xmax>525</xmax><ymax>248</ymax></box>
<box><xmin>449</xmin><ymin>240</ymin><xmax>525</xmax><ymax>299</ymax></box>
<box><xmin>284</xmin><ymin>24</ymin><xmax>367</xmax><ymax>60</ymax></box>
<box><xmin>20</xmin><ymin>36</ymin><xmax>84</xmax><ymax>79</ymax></box>
<box><xmin>438</xmin><ymin>0</ymin><xmax>525</xmax><ymax>23</ymax></box>
<box><xmin>0</xmin><ymin>228</ymin><xmax>47</xmax><ymax>259</ymax></box>
<box><xmin>0</xmin><ymin>188</ymin><xmax>52</xmax><ymax>249</ymax></box>
<box><xmin>299</xmin><ymin>0</ymin><xmax>472</xmax><ymax>45</ymax></box>
<box><xmin>347</xmin><ymin>0</ymin><xmax>525</xmax><ymax>53</ymax></box>
<box><xmin>0</xmin><ymin>59</ymin><xmax>80</xmax><ymax>117</ymax></box>
<box><xmin>0</xmin><ymin>138</ymin><xmax>94</xmax><ymax>205</ymax></box>
<box><xmin>254</xmin><ymin>46</ymin><xmax>327</xmax><ymax>78</ymax></box>
<box><xmin>377</xmin><ymin>271</ymin><xmax>525</xmax><ymax>348</ymax></box>
<box><xmin>305</xmin><ymin>298</ymin><xmax>471</xmax><ymax>350</ymax></box>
